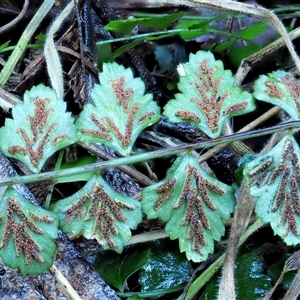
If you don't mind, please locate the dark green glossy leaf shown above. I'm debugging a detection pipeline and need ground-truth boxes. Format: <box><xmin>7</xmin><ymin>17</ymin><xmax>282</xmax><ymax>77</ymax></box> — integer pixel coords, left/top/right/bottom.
<box><xmin>142</xmin><ymin>152</ymin><xmax>235</xmax><ymax>261</ymax></box>
<box><xmin>139</xmin><ymin>240</ymin><xmax>192</xmax><ymax>292</ymax></box>
<box><xmin>51</xmin><ymin>173</ymin><xmax>142</xmax><ymax>253</ymax></box>
<box><xmin>0</xmin><ymin>187</ymin><xmax>58</xmax><ymax>275</ymax></box>
<box><xmin>94</xmin><ymin>245</ymin><xmax>151</xmax><ymax>291</ymax></box>
<box><xmin>199</xmin><ymin>250</ymin><xmax>272</xmax><ymax>300</ymax></box>
<box><xmin>236</xmin><ymin>252</ymin><xmax>272</xmax><ymax>299</ymax></box>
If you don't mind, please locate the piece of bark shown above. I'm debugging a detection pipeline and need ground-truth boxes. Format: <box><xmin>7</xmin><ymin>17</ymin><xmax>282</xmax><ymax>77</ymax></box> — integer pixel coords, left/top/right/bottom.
<box><xmin>0</xmin><ymin>151</ymin><xmax>120</xmax><ymax>300</ymax></box>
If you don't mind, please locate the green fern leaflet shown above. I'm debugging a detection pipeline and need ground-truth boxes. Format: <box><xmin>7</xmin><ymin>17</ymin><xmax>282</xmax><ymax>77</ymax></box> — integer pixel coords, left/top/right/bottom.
<box><xmin>142</xmin><ymin>152</ymin><xmax>235</xmax><ymax>261</ymax></box>
<box><xmin>76</xmin><ymin>62</ymin><xmax>161</xmax><ymax>156</ymax></box>
<box><xmin>163</xmin><ymin>50</ymin><xmax>255</xmax><ymax>138</ymax></box>
<box><xmin>51</xmin><ymin>173</ymin><xmax>142</xmax><ymax>253</ymax></box>
<box><xmin>244</xmin><ymin>133</ymin><xmax>300</xmax><ymax>245</ymax></box>
<box><xmin>0</xmin><ymin>84</ymin><xmax>78</xmax><ymax>173</ymax></box>
<box><xmin>0</xmin><ymin>187</ymin><xmax>58</xmax><ymax>275</ymax></box>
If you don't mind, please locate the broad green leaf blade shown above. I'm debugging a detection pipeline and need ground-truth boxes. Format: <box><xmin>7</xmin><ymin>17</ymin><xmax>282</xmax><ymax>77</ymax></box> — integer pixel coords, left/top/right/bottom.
<box><xmin>0</xmin><ymin>84</ymin><xmax>78</xmax><ymax>173</ymax></box>
<box><xmin>236</xmin><ymin>22</ymin><xmax>267</xmax><ymax>40</ymax></box>
<box><xmin>76</xmin><ymin>62</ymin><xmax>161</xmax><ymax>156</ymax></box>
<box><xmin>199</xmin><ymin>249</ymin><xmax>272</xmax><ymax>300</ymax></box>
<box><xmin>163</xmin><ymin>50</ymin><xmax>255</xmax><ymax>138</ymax></box>
<box><xmin>254</xmin><ymin>70</ymin><xmax>300</xmax><ymax>120</ymax></box>
<box><xmin>0</xmin><ymin>187</ymin><xmax>58</xmax><ymax>275</ymax></box>
<box><xmin>51</xmin><ymin>173</ymin><xmax>142</xmax><ymax>253</ymax></box>
<box><xmin>94</xmin><ymin>245</ymin><xmax>151</xmax><ymax>291</ymax></box>
<box><xmin>243</xmin><ymin>134</ymin><xmax>300</xmax><ymax>245</ymax></box>
<box><xmin>104</xmin><ymin>12</ymin><xmax>186</xmax><ymax>35</ymax></box>
<box><xmin>139</xmin><ymin>240</ymin><xmax>193</xmax><ymax>292</ymax></box>
<box><xmin>142</xmin><ymin>152</ymin><xmax>235</xmax><ymax>262</ymax></box>
<box><xmin>228</xmin><ymin>43</ymin><xmax>262</xmax><ymax>68</ymax></box>
<box><xmin>235</xmin><ymin>252</ymin><xmax>272</xmax><ymax>300</ymax></box>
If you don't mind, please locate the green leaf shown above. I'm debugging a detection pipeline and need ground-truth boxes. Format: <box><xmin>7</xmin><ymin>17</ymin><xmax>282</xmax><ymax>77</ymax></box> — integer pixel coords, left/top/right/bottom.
<box><xmin>57</xmin><ymin>155</ymin><xmax>97</xmax><ymax>183</ymax></box>
<box><xmin>97</xmin><ymin>42</ymin><xmax>113</xmax><ymax>65</ymax></box>
<box><xmin>237</xmin><ymin>22</ymin><xmax>267</xmax><ymax>40</ymax></box>
<box><xmin>111</xmin><ymin>38</ymin><xmax>143</xmax><ymax>59</ymax></box>
<box><xmin>139</xmin><ymin>240</ymin><xmax>193</xmax><ymax>292</ymax></box>
<box><xmin>228</xmin><ymin>43</ymin><xmax>262</xmax><ymax>68</ymax></box>
<box><xmin>210</xmin><ymin>38</ymin><xmax>238</xmax><ymax>53</ymax></box>
<box><xmin>163</xmin><ymin>50</ymin><xmax>255</xmax><ymax>138</ymax></box>
<box><xmin>243</xmin><ymin>133</ymin><xmax>300</xmax><ymax>245</ymax></box>
<box><xmin>51</xmin><ymin>173</ymin><xmax>142</xmax><ymax>253</ymax></box>
<box><xmin>175</xmin><ymin>13</ymin><xmax>231</xmax><ymax>40</ymax></box>
<box><xmin>104</xmin><ymin>12</ymin><xmax>186</xmax><ymax>35</ymax></box>
<box><xmin>142</xmin><ymin>152</ymin><xmax>235</xmax><ymax>262</ymax></box>
<box><xmin>94</xmin><ymin>245</ymin><xmax>151</xmax><ymax>291</ymax></box>
<box><xmin>0</xmin><ymin>40</ymin><xmax>10</xmax><ymax>53</ymax></box>
<box><xmin>199</xmin><ymin>249</ymin><xmax>272</xmax><ymax>300</ymax></box>
<box><xmin>76</xmin><ymin>62</ymin><xmax>161</xmax><ymax>156</ymax></box>
<box><xmin>254</xmin><ymin>70</ymin><xmax>300</xmax><ymax>120</ymax></box>
<box><xmin>0</xmin><ymin>187</ymin><xmax>58</xmax><ymax>275</ymax></box>
<box><xmin>0</xmin><ymin>84</ymin><xmax>78</xmax><ymax>173</ymax></box>
<box><xmin>235</xmin><ymin>252</ymin><xmax>272</xmax><ymax>299</ymax></box>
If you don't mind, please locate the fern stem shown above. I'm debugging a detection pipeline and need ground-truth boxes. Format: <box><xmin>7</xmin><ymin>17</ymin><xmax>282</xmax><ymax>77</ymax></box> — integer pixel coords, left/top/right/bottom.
<box><xmin>0</xmin><ymin>121</ymin><xmax>299</xmax><ymax>187</ymax></box>
<box><xmin>0</xmin><ymin>121</ymin><xmax>300</xmax><ymax>186</ymax></box>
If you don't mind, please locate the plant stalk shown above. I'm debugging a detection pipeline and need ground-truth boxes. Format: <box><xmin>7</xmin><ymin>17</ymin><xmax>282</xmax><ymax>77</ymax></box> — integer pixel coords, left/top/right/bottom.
<box><xmin>181</xmin><ymin>218</ymin><xmax>264</xmax><ymax>300</ymax></box>
<box><xmin>0</xmin><ymin>121</ymin><xmax>299</xmax><ymax>187</ymax></box>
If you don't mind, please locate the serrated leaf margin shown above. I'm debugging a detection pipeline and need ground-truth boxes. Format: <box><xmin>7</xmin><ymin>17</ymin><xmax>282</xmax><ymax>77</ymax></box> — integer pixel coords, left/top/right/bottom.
<box><xmin>76</xmin><ymin>62</ymin><xmax>161</xmax><ymax>156</ymax></box>
<box><xmin>163</xmin><ymin>50</ymin><xmax>255</xmax><ymax>138</ymax></box>
<box><xmin>142</xmin><ymin>152</ymin><xmax>235</xmax><ymax>261</ymax></box>
<box><xmin>0</xmin><ymin>187</ymin><xmax>58</xmax><ymax>275</ymax></box>
<box><xmin>51</xmin><ymin>173</ymin><xmax>142</xmax><ymax>253</ymax></box>
<box><xmin>243</xmin><ymin>134</ymin><xmax>300</xmax><ymax>245</ymax></box>
<box><xmin>0</xmin><ymin>84</ymin><xmax>78</xmax><ymax>173</ymax></box>
<box><xmin>253</xmin><ymin>70</ymin><xmax>300</xmax><ymax>120</ymax></box>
